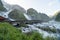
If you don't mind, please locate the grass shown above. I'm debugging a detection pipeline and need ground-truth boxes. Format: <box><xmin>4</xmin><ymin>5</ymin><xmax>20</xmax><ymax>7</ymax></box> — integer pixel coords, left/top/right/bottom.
<box><xmin>0</xmin><ymin>22</ymin><xmax>57</xmax><ymax>40</ymax></box>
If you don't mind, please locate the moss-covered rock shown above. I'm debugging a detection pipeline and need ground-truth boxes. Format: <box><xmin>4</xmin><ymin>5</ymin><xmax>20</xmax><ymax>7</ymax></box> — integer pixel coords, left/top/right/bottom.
<box><xmin>27</xmin><ymin>8</ymin><xmax>50</xmax><ymax>22</ymax></box>
<box><xmin>27</xmin><ymin>8</ymin><xmax>38</xmax><ymax>15</ymax></box>
<box><xmin>27</xmin><ymin>8</ymin><xmax>38</xmax><ymax>20</ymax></box>
<box><xmin>8</xmin><ymin>9</ymin><xmax>27</xmax><ymax>21</ymax></box>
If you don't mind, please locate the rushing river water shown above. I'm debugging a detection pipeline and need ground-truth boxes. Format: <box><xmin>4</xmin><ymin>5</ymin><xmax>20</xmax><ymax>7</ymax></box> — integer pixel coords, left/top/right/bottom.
<box><xmin>1</xmin><ymin>0</ymin><xmax>60</xmax><ymax>40</ymax></box>
<box><xmin>21</xmin><ymin>20</ymin><xmax>60</xmax><ymax>39</ymax></box>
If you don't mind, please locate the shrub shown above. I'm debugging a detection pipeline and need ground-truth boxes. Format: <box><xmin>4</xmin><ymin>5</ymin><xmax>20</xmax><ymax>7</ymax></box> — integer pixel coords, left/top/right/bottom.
<box><xmin>29</xmin><ymin>32</ymin><xmax>44</xmax><ymax>40</ymax></box>
<box><xmin>44</xmin><ymin>36</ymin><xmax>57</xmax><ymax>40</ymax></box>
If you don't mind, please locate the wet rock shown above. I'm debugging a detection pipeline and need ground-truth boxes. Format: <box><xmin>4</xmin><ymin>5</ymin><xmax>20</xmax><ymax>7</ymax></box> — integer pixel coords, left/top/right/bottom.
<box><xmin>57</xmin><ymin>29</ymin><xmax>60</xmax><ymax>33</ymax></box>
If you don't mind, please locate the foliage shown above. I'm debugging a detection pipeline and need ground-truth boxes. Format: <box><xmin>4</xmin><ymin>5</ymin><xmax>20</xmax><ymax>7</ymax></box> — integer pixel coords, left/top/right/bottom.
<box><xmin>27</xmin><ymin>8</ymin><xmax>38</xmax><ymax>20</ymax></box>
<box><xmin>0</xmin><ymin>0</ymin><xmax>6</xmax><ymax>11</ymax></box>
<box><xmin>0</xmin><ymin>22</ymin><xmax>21</xmax><ymax>40</ymax></box>
<box><xmin>20</xmin><ymin>23</ymin><xmax>27</xmax><ymax>27</ymax></box>
<box><xmin>27</xmin><ymin>8</ymin><xmax>38</xmax><ymax>15</ymax></box>
<box><xmin>29</xmin><ymin>32</ymin><xmax>44</xmax><ymax>40</ymax></box>
<box><xmin>44</xmin><ymin>36</ymin><xmax>57</xmax><ymax>40</ymax></box>
<box><xmin>55</xmin><ymin>11</ymin><xmax>60</xmax><ymax>21</ymax></box>
<box><xmin>27</xmin><ymin>8</ymin><xmax>50</xmax><ymax>21</ymax></box>
<box><xmin>0</xmin><ymin>22</ymin><xmax>57</xmax><ymax>40</ymax></box>
<box><xmin>8</xmin><ymin>9</ymin><xmax>27</xmax><ymax>21</ymax></box>
<box><xmin>38</xmin><ymin>26</ymin><xmax>56</xmax><ymax>33</ymax></box>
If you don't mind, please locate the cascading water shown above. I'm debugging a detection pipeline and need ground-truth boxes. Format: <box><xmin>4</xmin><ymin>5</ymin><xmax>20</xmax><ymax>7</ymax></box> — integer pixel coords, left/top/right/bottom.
<box><xmin>24</xmin><ymin>13</ymin><xmax>32</xmax><ymax>20</ymax></box>
<box><xmin>22</xmin><ymin>14</ymin><xmax>60</xmax><ymax>39</ymax></box>
<box><xmin>0</xmin><ymin>0</ymin><xmax>15</xmax><ymax>21</ymax></box>
<box><xmin>1</xmin><ymin>0</ymin><xmax>60</xmax><ymax>40</ymax></box>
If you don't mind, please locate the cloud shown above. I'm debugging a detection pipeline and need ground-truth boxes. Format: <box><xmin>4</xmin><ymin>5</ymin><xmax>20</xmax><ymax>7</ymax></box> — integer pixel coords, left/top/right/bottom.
<box><xmin>48</xmin><ymin>0</ymin><xmax>58</xmax><ymax>6</ymax></box>
<box><xmin>48</xmin><ymin>2</ymin><xmax>55</xmax><ymax>6</ymax></box>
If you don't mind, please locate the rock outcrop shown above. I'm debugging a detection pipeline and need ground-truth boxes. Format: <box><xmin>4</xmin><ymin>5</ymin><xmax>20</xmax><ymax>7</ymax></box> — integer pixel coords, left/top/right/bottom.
<box><xmin>8</xmin><ymin>9</ymin><xmax>27</xmax><ymax>21</ymax></box>
<box><xmin>55</xmin><ymin>11</ymin><xmax>60</xmax><ymax>21</ymax></box>
<box><xmin>27</xmin><ymin>8</ymin><xmax>50</xmax><ymax>22</ymax></box>
<box><xmin>0</xmin><ymin>0</ymin><xmax>6</xmax><ymax>11</ymax></box>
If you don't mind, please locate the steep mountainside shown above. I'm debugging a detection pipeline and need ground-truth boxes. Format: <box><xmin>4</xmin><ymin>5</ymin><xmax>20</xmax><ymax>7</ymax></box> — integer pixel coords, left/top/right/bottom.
<box><xmin>55</xmin><ymin>11</ymin><xmax>60</xmax><ymax>21</ymax></box>
<box><xmin>0</xmin><ymin>0</ymin><xmax>6</xmax><ymax>11</ymax></box>
<box><xmin>8</xmin><ymin>9</ymin><xmax>27</xmax><ymax>21</ymax></box>
<box><xmin>27</xmin><ymin>8</ymin><xmax>50</xmax><ymax>22</ymax></box>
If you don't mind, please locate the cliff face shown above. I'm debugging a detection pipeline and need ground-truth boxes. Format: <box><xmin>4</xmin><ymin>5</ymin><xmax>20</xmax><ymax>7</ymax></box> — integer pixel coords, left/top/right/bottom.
<box><xmin>0</xmin><ymin>0</ymin><xmax>26</xmax><ymax>21</ymax></box>
<box><xmin>0</xmin><ymin>0</ymin><xmax>50</xmax><ymax>22</ymax></box>
<box><xmin>27</xmin><ymin>8</ymin><xmax>50</xmax><ymax>22</ymax></box>
<box><xmin>0</xmin><ymin>0</ymin><xmax>7</xmax><ymax>11</ymax></box>
<box><xmin>55</xmin><ymin>11</ymin><xmax>60</xmax><ymax>21</ymax></box>
<box><xmin>7</xmin><ymin>5</ymin><xmax>26</xmax><ymax>21</ymax></box>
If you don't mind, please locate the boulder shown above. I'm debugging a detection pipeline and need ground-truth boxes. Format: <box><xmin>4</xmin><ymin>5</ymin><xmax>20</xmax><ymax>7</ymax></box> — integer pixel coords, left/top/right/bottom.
<box><xmin>27</xmin><ymin>8</ymin><xmax>50</xmax><ymax>22</ymax></box>
<box><xmin>27</xmin><ymin>8</ymin><xmax>38</xmax><ymax>20</ymax></box>
<box><xmin>8</xmin><ymin>9</ymin><xmax>27</xmax><ymax>21</ymax></box>
<box><xmin>37</xmin><ymin>13</ymin><xmax>50</xmax><ymax>22</ymax></box>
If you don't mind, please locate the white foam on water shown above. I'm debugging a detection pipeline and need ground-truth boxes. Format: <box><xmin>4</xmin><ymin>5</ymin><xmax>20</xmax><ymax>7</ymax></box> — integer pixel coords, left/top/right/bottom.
<box><xmin>21</xmin><ymin>24</ymin><xmax>57</xmax><ymax>37</ymax></box>
<box><xmin>24</xmin><ymin>13</ymin><xmax>32</xmax><ymax>20</ymax></box>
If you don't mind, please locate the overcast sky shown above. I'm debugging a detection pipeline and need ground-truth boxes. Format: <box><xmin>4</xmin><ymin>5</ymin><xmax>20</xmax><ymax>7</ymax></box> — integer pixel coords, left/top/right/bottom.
<box><xmin>4</xmin><ymin>0</ymin><xmax>60</xmax><ymax>16</ymax></box>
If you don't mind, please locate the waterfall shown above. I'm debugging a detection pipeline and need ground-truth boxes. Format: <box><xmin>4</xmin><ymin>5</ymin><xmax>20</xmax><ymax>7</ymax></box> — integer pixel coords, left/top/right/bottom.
<box><xmin>2</xmin><ymin>0</ymin><xmax>11</xmax><ymax>10</ymax></box>
<box><xmin>1</xmin><ymin>0</ymin><xmax>60</xmax><ymax>39</ymax></box>
<box><xmin>0</xmin><ymin>0</ymin><xmax>15</xmax><ymax>21</ymax></box>
<box><xmin>24</xmin><ymin>13</ymin><xmax>32</xmax><ymax>20</ymax></box>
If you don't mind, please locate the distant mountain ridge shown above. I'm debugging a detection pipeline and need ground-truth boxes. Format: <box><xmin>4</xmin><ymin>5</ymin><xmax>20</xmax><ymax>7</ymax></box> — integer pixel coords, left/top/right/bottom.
<box><xmin>0</xmin><ymin>0</ymin><xmax>51</xmax><ymax>22</ymax></box>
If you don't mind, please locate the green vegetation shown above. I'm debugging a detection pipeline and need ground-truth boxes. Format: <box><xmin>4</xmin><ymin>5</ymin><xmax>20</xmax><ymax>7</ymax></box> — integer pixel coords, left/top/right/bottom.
<box><xmin>38</xmin><ymin>26</ymin><xmax>56</xmax><ymax>33</ymax></box>
<box><xmin>0</xmin><ymin>0</ymin><xmax>6</xmax><ymax>11</ymax></box>
<box><xmin>20</xmin><ymin>23</ymin><xmax>27</xmax><ymax>27</ymax></box>
<box><xmin>29</xmin><ymin>32</ymin><xmax>44</xmax><ymax>40</ymax></box>
<box><xmin>0</xmin><ymin>22</ymin><xmax>57</xmax><ymax>40</ymax></box>
<box><xmin>0</xmin><ymin>5</ymin><xmax>6</xmax><ymax>11</ymax></box>
<box><xmin>8</xmin><ymin>9</ymin><xmax>27</xmax><ymax>21</ymax></box>
<box><xmin>27</xmin><ymin>8</ymin><xmax>50</xmax><ymax>21</ymax></box>
<box><xmin>27</xmin><ymin>8</ymin><xmax>38</xmax><ymax>15</ymax></box>
<box><xmin>0</xmin><ymin>22</ymin><xmax>21</xmax><ymax>40</ymax></box>
<box><xmin>44</xmin><ymin>36</ymin><xmax>57</xmax><ymax>40</ymax></box>
<box><xmin>55</xmin><ymin>11</ymin><xmax>60</xmax><ymax>21</ymax></box>
<box><xmin>27</xmin><ymin>8</ymin><xmax>38</xmax><ymax>20</ymax></box>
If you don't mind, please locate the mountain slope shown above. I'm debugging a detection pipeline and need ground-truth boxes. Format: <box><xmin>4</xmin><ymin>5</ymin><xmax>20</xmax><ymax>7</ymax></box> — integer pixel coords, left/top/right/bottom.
<box><xmin>0</xmin><ymin>0</ymin><xmax>6</xmax><ymax>11</ymax></box>
<box><xmin>27</xmin><ymin>8</ymin><xmax>50</xmax><ymax>22</ymax></box>
<box><xmin>8</xmin><ymin>9</ymin><xmax>27</xmax><ymax>21</ymax></box>
<box><xmin>55</xmin><ymin>11</ymin><xmax>60</xmax><ymax>21</ymax></box>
